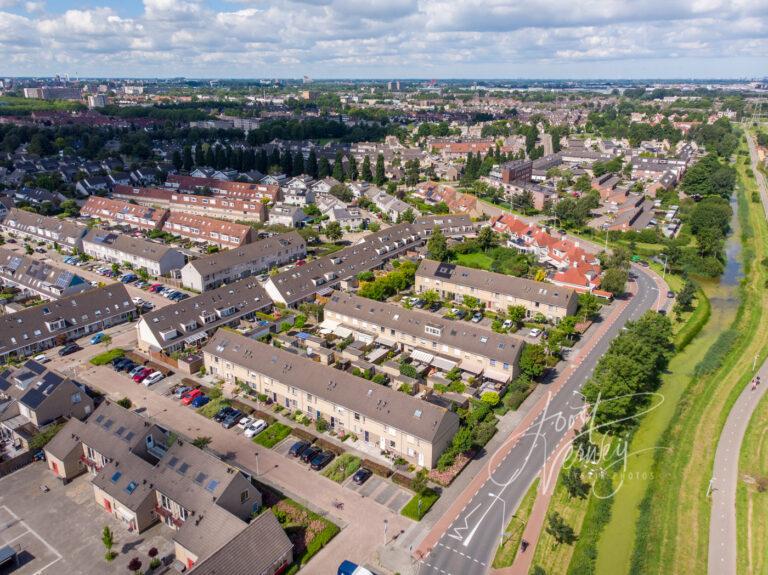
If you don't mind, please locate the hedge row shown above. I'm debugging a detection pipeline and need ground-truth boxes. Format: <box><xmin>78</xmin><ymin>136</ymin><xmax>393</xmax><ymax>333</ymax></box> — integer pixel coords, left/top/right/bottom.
<box><xmin>315</xmin><ymin>438</ymin><xmax>344</xmax><ymax>456</ymax></box>
<box><xmin>362</xmin><ymin>458</ymin><xmax>392</xmax><ymax>478</ymax></box>
<box><xmin>290</xmin><ymin>428</ymin><xmax>318</xmax><ymax>443</ymax></box>
<box><xmin>391</xmin><ymin>472</ymin><xmax>415</xmax><ymax>490</ymax></box>
<box><xmin>252</xmin><ymin>409</ymin><xmax>276</xmax><ymax>425</ymax></box>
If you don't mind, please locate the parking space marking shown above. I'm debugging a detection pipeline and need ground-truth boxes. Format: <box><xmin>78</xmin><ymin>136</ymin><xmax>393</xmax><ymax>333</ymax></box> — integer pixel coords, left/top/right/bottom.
<box><xmin>1</xmin><ymin>505</ymin><xmax>63</xmax><ymax>575</ymax></box>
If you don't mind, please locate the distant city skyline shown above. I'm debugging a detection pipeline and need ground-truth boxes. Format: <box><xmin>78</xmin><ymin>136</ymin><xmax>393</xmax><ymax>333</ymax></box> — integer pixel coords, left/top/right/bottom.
<box><xmin>0</xmin><ymin>0</ymin><xmax>765</xmax><ymax>79</ymax></box>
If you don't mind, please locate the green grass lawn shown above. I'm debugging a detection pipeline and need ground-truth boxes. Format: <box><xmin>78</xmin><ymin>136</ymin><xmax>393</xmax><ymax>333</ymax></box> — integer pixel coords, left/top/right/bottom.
<box><xmin>196</xmin><ymin>397</ymin><xmax>231</xmax><ymax>418</ymax></box>
<box><xmin>493</xmin><ymin>478</ymin><xmax>539</xmax><ymax>568</ymax></box>
<box><xmin>254</xmin><ymin>422</ymin><xmax>292</xmax><ymax>448</ymax></box>
<box><xmin>272</xmin><ymin>500</ymin><xmax>340</xmax><ymax>575</ymax></box>
<box><xmin>89</xmin><ymin>348</ymin><xmax>125</xmax><ymax>365</ymax></box>
<box><xmin>624</xmin><ymin>137</ymin><xmax>768</xmax><ymax>575</ymax></box>
<box><xmin>321</xmin><ymin>453</ymin><xmax>361</xmax><ymax>483</ymax></box>
<box><xmin>737</xmin><ymin>392</ymin><xmax>768</xmax><ymax>575</ymax></box>
<box><xmin>455</xmin><ymin>251</ymin><xmax>494</xmax><ymax>270</ymax></box>
<box><xmin>401</xmin><ymin>488</ymin><xmax>439</xmax><ymax>521</ymax></box>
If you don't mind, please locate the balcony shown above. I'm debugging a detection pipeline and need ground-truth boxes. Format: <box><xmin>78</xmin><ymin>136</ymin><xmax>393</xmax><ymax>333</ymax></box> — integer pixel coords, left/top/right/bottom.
<box><xmin>80</xmin><ymin>454</ymin><xmax>102</xmax><ymax>472</ymax></box>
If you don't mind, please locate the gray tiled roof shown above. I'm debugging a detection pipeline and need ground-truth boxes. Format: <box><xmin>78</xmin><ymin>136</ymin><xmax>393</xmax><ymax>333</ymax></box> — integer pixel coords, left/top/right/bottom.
<box><xmin>187</xmin><ymin>232</ymin><xmax>305</xmax><ymax>275</ymax></box>
<box><xmin>83</xmin><ymin>229</ymin><xmax>180</xmax><ymax>263</ymax></box>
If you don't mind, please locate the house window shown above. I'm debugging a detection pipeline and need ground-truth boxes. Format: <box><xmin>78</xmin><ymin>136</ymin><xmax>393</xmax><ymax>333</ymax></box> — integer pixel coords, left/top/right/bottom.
<box><xmin>389</xmin><ymin>440</ymin><xmax>396</xmax><ymax>448</ymax></box>
<box><xmin>161</xmin><ymin>494</ymin><xmax>171</xmax><ymax>510</ymax></box>
<box><xmin>240</xmin><ymin>490</ymin><xmax>249</xmax><ymax>503</ymax></box>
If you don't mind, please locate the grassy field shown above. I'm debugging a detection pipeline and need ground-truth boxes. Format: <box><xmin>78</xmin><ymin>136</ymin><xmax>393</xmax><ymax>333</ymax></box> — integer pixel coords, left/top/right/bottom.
<box><xmin>493</xmin><ymin>478</ymin><xmax>540</xmax><ymax>568</ymax></box>
<box><xmin>627</xmin><ymin>137</ymin><xmax>768</xmax><ymax>575</ymax></box>
<box><xmin>455</xmin><ymin>251</ymin><xmax>494</xmax><ymax>269</ymax></box>
<box><xmin>737</xmin><ymin>392</ymin><xmax>768</xmax><ymax>575</ymax></box>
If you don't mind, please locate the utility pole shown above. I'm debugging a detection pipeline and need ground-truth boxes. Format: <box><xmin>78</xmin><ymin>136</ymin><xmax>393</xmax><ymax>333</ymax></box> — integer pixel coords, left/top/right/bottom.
<box><xmin>383</xmin><ymin>519</ymin><xmax>388</xmax><ymax>545</ymax></box>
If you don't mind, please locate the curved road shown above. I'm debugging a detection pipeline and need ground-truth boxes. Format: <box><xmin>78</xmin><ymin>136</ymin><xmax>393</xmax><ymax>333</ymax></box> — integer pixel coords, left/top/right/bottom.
<box><xmin>417</xmin><ymin>267</ymin><xmax>662</xmax><ymax>575</ymax></box>
<box><xmin>707</xmin><ymin>131</ymin><xmax>768</xmax><ymax>575</ymax></box>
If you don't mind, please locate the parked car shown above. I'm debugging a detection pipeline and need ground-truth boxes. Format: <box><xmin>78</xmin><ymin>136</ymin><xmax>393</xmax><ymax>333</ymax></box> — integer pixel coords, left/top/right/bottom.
<box><xmin>214</xmin><ymin>407</ymin><xmax>236</xmax><ymax>422</ymax></box>
<box><xmin>173</xmin><ymin>386</ymin><xmax>191</xmax><ymax>398</ymax></box>
<box><xmin>471</xmin><ymin>312</ymin><xmax>483</xmax><ymax>323</ymax></box>
<box><xmin>243</xmin><ymin>419</ymin><xmax>268</xmax><ymax>438</ymax></box>
<box><xmin>89</xmin><ymin>332</ymin><xmax>106</xmax><ymax>345</ymax></box>
<box><xmin>190</xmin><ymin>395</ymin><xmax>210</xmax><ymax>408</ymax></box>
<box><xmin>300</xmin><ymin>446</ymin><xmax>322</xmax><ymax>463</ymax></box>
<box><xmin>502</xmin><ymin>319</ymin><xmax>513</xmax><ymax>330</ymax></box>
<box><xmin>310</xmin><ymin>450</ymin><xmax>335</xmax><ymax>470</ymax></box>
<box><xmin>142</xmin><ymin>371</ymin><xmax>164</xmax><ymax>386</ymax></box>
<box><xmin>529</xmin><ymin>328</ymin><xmax>542</xmax><ymax>338</ymax></box>
<box><xmin>667</xmin><ymin>291</ymin><xmax>675</xmax><ymax>298</ymax></box>
<box><xmin>58</xmin><ymin>343</ymin><xmax>81</xmax><ymax>356</ymax></box>
<box><xmin>237</xmin><ymin>417</ymin><xmax>254</xmax><ymax>430</ymax></box>
<box><xmin>352</xmin><ymin>468</ymin><xmax>372</xmax><ymax>485</ymax></box>
<box><xmin>32</xmin><ymin>354</ymin><xmax>49</xmax><ymax>364</ymax></box>
<box><xmin>148</xmin><ymin>284</ymin><xmax>163</xmax><ymax>292</ymax></box>
<box><xmin>288</xmin><ymin>441</ymin><xmax>311</xmax><ymax>458</ymax></box>
<box><xmin>132</xmin><ymin>297</ymin><xmax>146</xmax><ymax>306</ymax></box>
<box><xmin>429</xmin><ymin>302</ymin><xmax>442</xmax><ymax>312</ymax></box>
<box><xmin>128</xmin><ymin>364</ymin><xmax>146</xmax><ymax>377</ymax></box>
<box><xmin>413</xmin><ymin>299</ymin><xmax>426</xmax><ymax>309</ymax></box>
<box><xmin>222</xmin><ymin>410</ymin><xmax>244</xmax><ymax>429</ymax></box>
<box><xmin>181</xmin><ymin>389</ymin><xmax>203</xmax><ymax>405</ymax></box>
<box><xmin>120</xmin><ymin>273</ymin><xmax>137</xmax><ymax>283</ymax></box>
<box><xmin>132</xmin><ymin>368</ymin><xmax>152</xmax><ymax>383</ymax></box>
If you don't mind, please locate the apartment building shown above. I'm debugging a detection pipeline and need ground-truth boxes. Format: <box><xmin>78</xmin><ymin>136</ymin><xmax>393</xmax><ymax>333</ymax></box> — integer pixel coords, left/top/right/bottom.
<box><xmin>164</xmin><ymin>213</ymin><xmax>256</xmax><ymax>248</ymax></box>
<box><xmin>203</xmin><ymin>332</ymin><xmax>459</xmax><ymax>469</ymax></box>
<box><xmin>44</xmin><ymin>402</ymin><xmax>290</xmax><ymax>573</ymax></box>
<box><xmin>0</xmin><ymin>360</ymin><xmax>94</xmax><ymax>449</ymax></box>
<box><xmin>0</xmin><ymin>284</ymin><xmax>136</xmax><ymax>363</ymax></box>
<box><xmin>166</xmin><ymin>175</ymin><xmax>281</xmax><ymax>204</ymax></box>
<box><xmin>81</xmin><ymin>196</ymin><xmax>169</xmax><ymax>231</ymax></box>
<box><xmin>0</xmin><ymin>248</ymin><xmax>90</xmax><ymax>300</ymax></box>
<box><xmin>136</xmin><ymin>278</ymin><xmax>272</xmax><ymax>353</ymax></box>
<box><xmin>180</xmin><ymin>232</ymin><xmax>306</xmax><ymax>292</ymax></box>
<box><xmin>1</xmin><ymin>208</ymin><xmax>88</xmax><ymax>252</ymax></box>
<box><xmin>264</xmin><ymin>216</ymin><xmax>475</xmax><ymax>307</ymax></box>
<box><xmin>324</xmin><ymin>291</ymin><xmax>523</xmax><ymax>383</ymax></box>
<box><xmin>415</xmin><ymin>259</ymin><xmax>578</xmax><ymax>321</ymax></box>
<box><xmin>83</xmin><ymin>229</ymin><xmax>186</xmax><ymax>277</ymax></box>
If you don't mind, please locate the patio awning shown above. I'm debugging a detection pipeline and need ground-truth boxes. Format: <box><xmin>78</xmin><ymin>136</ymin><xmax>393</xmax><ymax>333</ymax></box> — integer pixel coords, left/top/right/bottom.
<box><xmin>184</xmin><ymin>331</ymin><xmax>208</xmax><ymax>345</ymax></box>
<box><xmin>319</xmin><ymin>319</ymin><xmax>340</xmax><ymax>330</ymax></box>
<box><xmin>333</xmin><ymin>326</ymin><xmax>353</xmax><ymax>339</ymax></box>
<box><xmin>376</xmin><ymin>336</ymin><xmax>397</xmax><ymax>348</ymax></box>
<box><xmin>356</xmin><ymin>333</ymin><xmax>374</xmax><ymax>344</ymax></box>
<box><xmin>431</xmin><ymin>356</ymin><xmax>457</xmax><ymax>371</ymax></box>
<box><xmin>484</xmin><ymin>368</ymin><xmax>511</xmax><ymax>383</ymax></box>
<box><xmin>410</xmin><ymin>349</ymin><xmax>434</xmax><ymax>364</ymax></box>
<box><xmin>460</xmin><ymin>359</ymin><xmax>483</xmax><ymax>375</ymax></box>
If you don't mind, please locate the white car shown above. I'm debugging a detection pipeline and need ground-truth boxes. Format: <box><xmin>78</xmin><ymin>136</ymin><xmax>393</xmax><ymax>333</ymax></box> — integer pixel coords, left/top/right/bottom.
<box><xmin>243</xmin><ymin>419</ymin><xmax>268</xmax><ymax>438</ymax></box>
<box><xmin>502</xmin><ymin>319</ymin><xmax>513</xmax><ymax>330</ymax></box>
<box><xmin>237</xmin><ymin>417</ymin><xmax>254</xmax><ymax>430</ymax></box>
<box><xmin>132</xmin><ymin>297</ymin><xmax>145</xmax><ymax>306</ymax></box>
<box><xmin>529</xmin><ymin>328</ymin><xmax>542</xmax><ymax>338</ymax></box>
<box><xmin>32</xmin><ymin>354</ymin><xmax>49</xmax><ymax>364</ymax></box>
<box><xmin>142</xmin><ymin>371</ymin><xmax>164</xmax><ymax>386</ymax></box>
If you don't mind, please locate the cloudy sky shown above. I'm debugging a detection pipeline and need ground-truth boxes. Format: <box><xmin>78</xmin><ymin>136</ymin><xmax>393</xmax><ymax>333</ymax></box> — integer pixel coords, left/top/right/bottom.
<box><xmin>1</xmin><ymin>0</ymin><xmax>765</xmax><ymax>79</ymax></box>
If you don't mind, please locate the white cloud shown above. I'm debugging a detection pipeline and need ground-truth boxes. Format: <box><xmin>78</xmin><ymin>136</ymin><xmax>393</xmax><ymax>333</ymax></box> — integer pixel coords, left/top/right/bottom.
<box><xmin>0</xmin><ymin>0</ymin><xmax>764</xmax><ymax>77</ymax></box>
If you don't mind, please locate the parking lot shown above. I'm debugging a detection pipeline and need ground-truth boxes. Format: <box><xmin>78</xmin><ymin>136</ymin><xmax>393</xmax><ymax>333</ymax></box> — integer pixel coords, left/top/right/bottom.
<box><xmin>0</xmin><ymin>463</ymin><xmax>173</xmax><ymax>575</ymax></box>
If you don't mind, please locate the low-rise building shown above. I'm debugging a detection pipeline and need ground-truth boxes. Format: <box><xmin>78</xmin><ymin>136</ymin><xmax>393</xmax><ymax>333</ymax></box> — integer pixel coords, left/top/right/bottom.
<box><xmin>268</xmin><ymin>203</ymin><xmax>306</xmax><ymax>228</ymax></box>
<box><xmin>415</xmin><ymin>259</ymin><xmax>578</xmax><ymax>321</ymax></box>
<box><xmin>83</xmin><ymin>229</ymin><xmax>186</xmax><ymax>277</ymax></box>
<box><xmin>43</xmin><ymin>402</ymin><xmax>288</xmax><ymax>573</ymax></box>
<box><xmin>136</xmin><ymin>278</ymin><xmax>272</xmax><ymax>353</ymax></box>
<box><xmin>180</xmin><ymin>232</ymin><xmax>305</xmax><ymax>292</ymax></box>
<box><xmin>203</xmin><ymin>331</ymin><xmax>459</xmax><ymax>469</ymax></box>
<box><xmin>324</xmin><ymin>290</ymin><xmax>523</xmax><ymax>383</ymax></box>
<box><xmin>0</xmin><ymin>284</ymin><xmax>136</xmax><ymax>363</ymax></box>
<box><xmin>164</xmin><ymin>213</ymin><xmax>256</xmax><ymax>248</ymax></box>
<box><xmin>0</xmin><ymin>248</ymin><xmax>90</xmax><ymax>300</ymax></box>
<box><xmin>1</xmin><ymin>208</ymin><xmax>88</xmax><ymax>252</ymax></box>
<box><xmin>166</xmin><ymin>175</ymin><xmax>281</xmax><ymax>204</ymax></box>
<box><xmin>0</xmin><ymin>360</ymin><xmax>94</xmax><ymax>449</ymax></box>
<box><xmin>81</xmin><ymin>196</ymin><xmax>169</xmax><ymax>231</ymax></box>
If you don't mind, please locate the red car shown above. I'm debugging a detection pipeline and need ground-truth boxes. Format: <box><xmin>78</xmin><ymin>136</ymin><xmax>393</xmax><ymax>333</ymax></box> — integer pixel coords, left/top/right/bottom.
<box><xmin>181</xmin><ymin>389</ymin><xmax>203</xmax><ymax>405</ymax></box>
<box><xmin>132</xmin><ymin>368</ymin><xmax>152</xmax><ymax>383</ymax></box>
<box><xmin>296</xmin><ymin>259</ymin><xmax>306</xmax><ymax>267</ymax></box>
<box><xmin>148</xmin><ymin>283</ymin><xmax>163</xmax><ymax>292</ymax></box>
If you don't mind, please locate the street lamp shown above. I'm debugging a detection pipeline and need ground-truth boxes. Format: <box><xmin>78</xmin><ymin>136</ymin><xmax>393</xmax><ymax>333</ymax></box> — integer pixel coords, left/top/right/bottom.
<box><xmin>254</xmin><ymin>451</ymin><xmax>260</xmax><ymax>476</ymax></box>
<box><xmin>383</xmin><ymin>519</ymin><xmax>388</xmax><ymax>545</ymax></box>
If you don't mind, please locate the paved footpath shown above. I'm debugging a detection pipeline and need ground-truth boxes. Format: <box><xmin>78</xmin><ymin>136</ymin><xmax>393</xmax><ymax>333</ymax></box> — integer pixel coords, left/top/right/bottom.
<box><xmin>708</xmin><ymin>362</ymin><xmax>768</xmax><ymax>575</ymax></box>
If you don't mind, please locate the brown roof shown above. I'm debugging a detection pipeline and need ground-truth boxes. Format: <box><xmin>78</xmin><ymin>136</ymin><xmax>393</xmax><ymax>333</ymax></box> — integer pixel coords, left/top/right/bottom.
<box><xmin>81</xmin><ymin>196</ymin><xmax>168</xmax><ymax>227</ymax></box>
<box><xmin>165</xmin><ymin>213</ymin><xmax>253</xmax><ymax>245</ymax></box>
<box><xmin>203</xmin><ymin>331</ymin><xmax>459</xmax><ymax>443</ymax></box>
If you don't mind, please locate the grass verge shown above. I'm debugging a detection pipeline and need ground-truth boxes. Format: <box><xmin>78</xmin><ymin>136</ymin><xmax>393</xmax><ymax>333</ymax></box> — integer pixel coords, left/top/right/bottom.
<box><xmin>321</xmin><ymin>453</ymin><xmax>361</xmax><ymax>483</ymax></box>
<box><xmin>627</xmin><ymin>135</ymin><xmax>768</xmax><ymax>575</ymax></box>
<box><xmin>254</xmin><ymin>422</ymin><xmax>292</xmax><ymax>448</ymax></box>
<box><xmin>271</xmin><ymin>500</ymin><xmax>340</xmax><ymax>575</ymax></box>
<box><xmin>401</xmin><ymin>488</ymin><xmax>440</xmax><ymax>521</ymax></box>
<box><xmin>89</xmin><ymin>348</ymin><xmax>125</xmax><ymax>365</ymax></box>
<box><xmin>492</xmin><ymin>478</ymin><xmax>540</xmax><ymax>568</ymax></box>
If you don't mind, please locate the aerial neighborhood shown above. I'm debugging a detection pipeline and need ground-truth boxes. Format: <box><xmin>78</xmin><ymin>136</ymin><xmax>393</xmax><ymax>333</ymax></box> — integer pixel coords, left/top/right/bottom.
<box><xmin>0</xmin><ymin>72</ymin><xmax>763</xmax><ymax>575</ymax></box>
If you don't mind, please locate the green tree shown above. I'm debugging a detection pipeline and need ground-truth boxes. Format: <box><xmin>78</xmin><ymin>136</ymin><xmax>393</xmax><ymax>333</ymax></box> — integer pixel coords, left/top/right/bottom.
<box><xmin>306</xmin><ymin>149</ymin><xmax>318</xmax><ymax>178</ymax></box>
<box><xmin>361</xmin><ymin>155</ymin><xmax>373</xmax><ymax>182</ymax></box>
<box><xmin>398</xmin><ymin>208</ymin><xmax>416</xmax><ymax>224</ymax></box>
<box><xmin>292</xmin><ymin>151</ymin><xmax>305</xmax><ymax>175</ymax></box>
<box><xmin>332</xmin><ymin>151</ymin><xmax>346</xmax><ymax>182</ymax></box>
<box><xmin>374</xmin><ymin>153</ymin><xmax>386</xmax><ymax>186</ymax></box>
<box><xmin>462</xmin><ymin>295</ymin><xmax>481</xmax><ymax>311</ymax></box>
<box><xmin>421</xmin><ymin>289</ymin><xmax>440</xmax><ymax>306</ymax></box>
<box><xmin>476</xmin><ymin>226</ymin><xmax>496</xmax><ymax>251</ymax></box>
<box><xmin>546</xmin><ymin>512</ymin><xmax>577</xmax><ymax>545</ymax></box>
<box><xmin>562</xmin><ymin>466</ymin><xmax>589</xmax><ymax>499</ymax></box>
<box><xmin>192</xmin><ymin>436</ymin><xmax>212</xmax><ymax>449</ymax></box>
<box><xmin>102</xmin><ymin>526</ymin><xmax>116</xmax><ymax>561</ymax></box>
<box><xmin>577</xmin><ymin>292</ymin><xmax>601</xmax><ymax>321</ymax></box>
<box><xmin>507</xmin><ymin>305</ymin><xmax>527</xmax><ymax>327</ymax></box>
<box><xmin>601</xmin><ymin>268</ymin><xmax>628</xmax><ymax>295</ymax></box>
<box><xmin>318</xmin><ymin>157</ymin><xmax>331</xmax><ymax>178</ymax></box>
<box><xmin>520</xmin><ymin>343</ymin><xmax>548</xmax><ymax>378</ymax></box>
<box><xmin>325</xmin><ymin>221</ymin><xmax>343</xmax><ymax>242</ymax></box>
<box><xmin>427</xmin><ymin>227</ymin><xmax>449</xmax><ymax>261</ymax></box>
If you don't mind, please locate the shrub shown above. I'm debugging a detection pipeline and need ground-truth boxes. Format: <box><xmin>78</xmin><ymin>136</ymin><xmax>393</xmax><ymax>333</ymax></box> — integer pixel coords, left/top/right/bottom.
<box><xmin>481</xmin><ymin>391</ymin><xmax>500</xmax><ymax>406</ymax></box>
<box><xmin>321</xmin><ymin>453</ymin><xmax>361</xmax><ymax>483</ymax></box>
<box><xmin>362</xmin><ymin>458</ymin><xmax>393</xmax><ymax>478</ymax></box>
<box><xmin>315</xmin><ymin>417</ymin><xmax>329</xmax><ymax>432</ymax></box>
<box><xmin>28</xmin><ymin>422</ymin><xmax>64</xmax><ymax>451</ymax></box>
<box><xmin>400</xmin><ymin>488</ymin><xmax>439</xmax><ymax>521</ymax></box>
<box><xmin>89</xmin><ymin>348</ymin><xmax>125</xmax><ymax>366</ymax></box>
<box><xmin>254</xmin><ymin>423</ymin><xmax>292</xmax><ymax>448</ymax></box>
<box><xmin>116</xmin><ymin>397</ymin><xmax>132</xmax><ymax>409</ymax></box>
<box><xmin>315</xmin><ymin>438</ymin><xmax>344</xmax><ymax>456</ymax></box>
<box><xmin>290</xmin><ymin>428</ymin><xmax>318</xmax><ymax>443</ymax></box>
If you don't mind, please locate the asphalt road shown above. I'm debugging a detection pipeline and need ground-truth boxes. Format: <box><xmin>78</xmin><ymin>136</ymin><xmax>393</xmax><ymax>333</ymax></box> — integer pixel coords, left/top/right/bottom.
<box><xmin>419</xmin><ymin>268</ymin><xmax>660</xmax><ymax>575</ymax></box>
<box><xmin>707</xmin><ymin>131</ymin><xmax>768</xmax><ymax>575</ymax></box>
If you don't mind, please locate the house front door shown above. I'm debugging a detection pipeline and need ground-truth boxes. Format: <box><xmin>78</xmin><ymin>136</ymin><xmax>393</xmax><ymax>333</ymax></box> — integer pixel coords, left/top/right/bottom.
<box><xmin>103</xmin><ymin>499</ymin><xmax>111</xmax><ymax>513</ymax></box>
<box><xmin>51</xmin><ymin>461</ymin><xmax>59</xmax><ymax>476</ymax></box>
